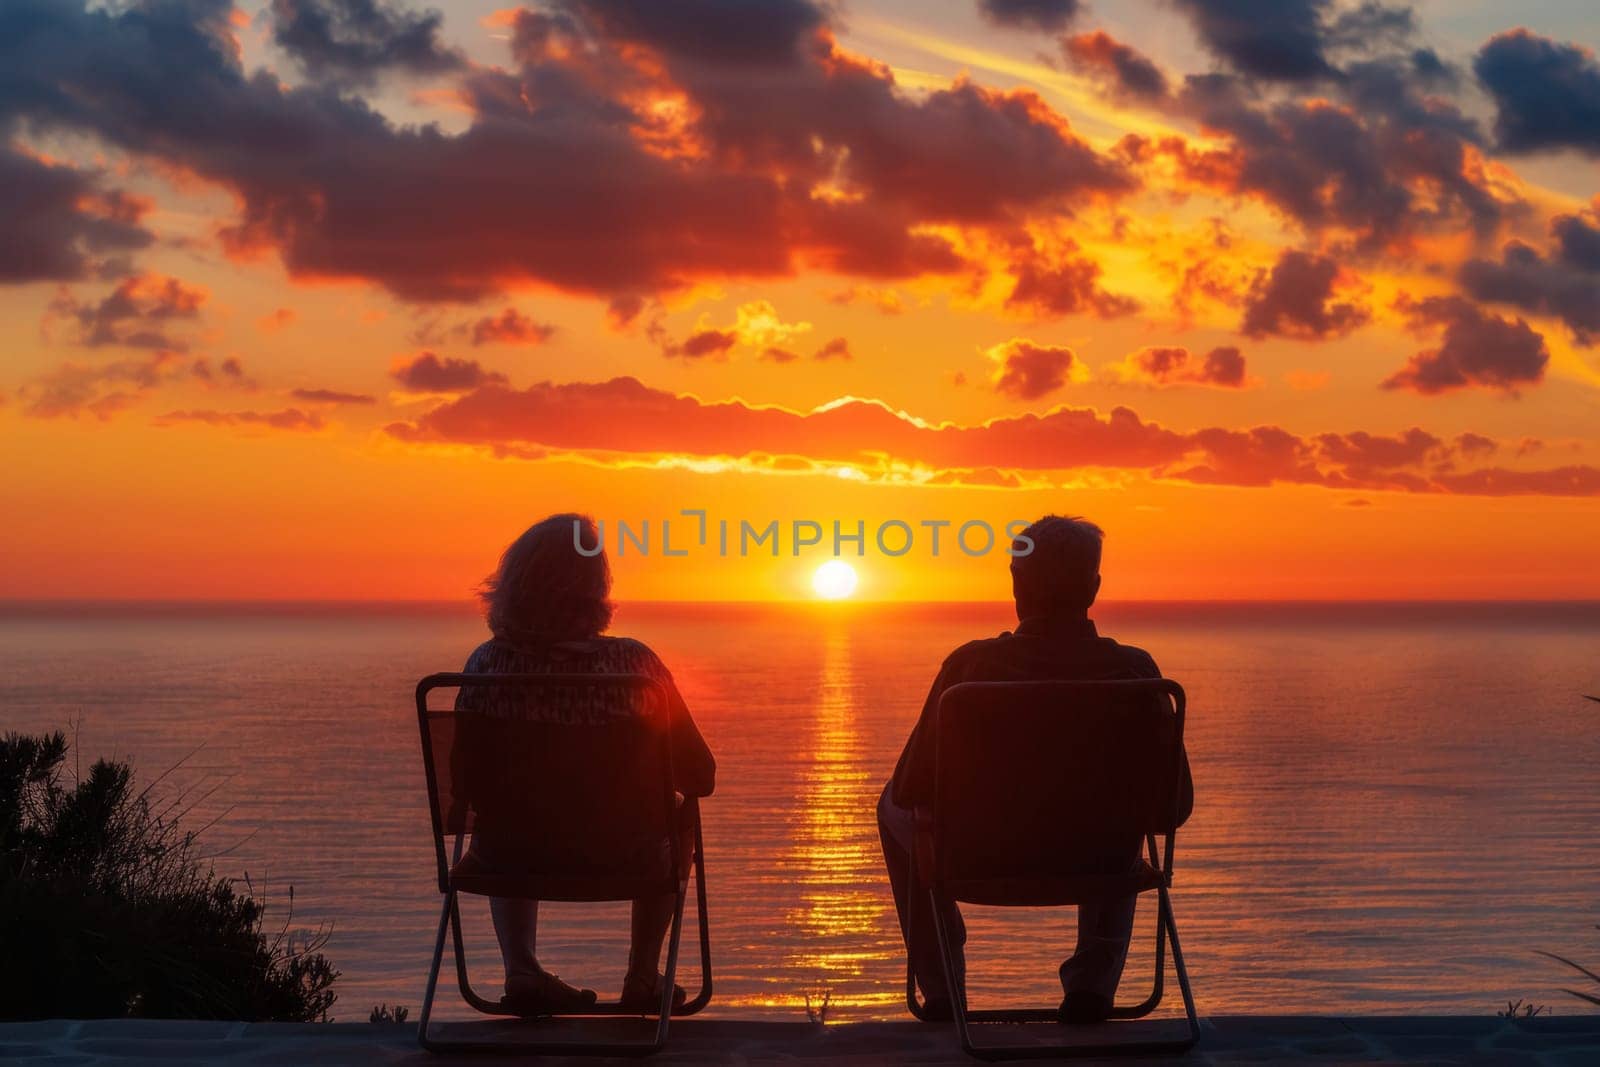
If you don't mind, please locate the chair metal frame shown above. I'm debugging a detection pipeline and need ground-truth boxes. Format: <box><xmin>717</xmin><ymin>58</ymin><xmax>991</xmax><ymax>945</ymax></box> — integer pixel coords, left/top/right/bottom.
<box><xmin>904</xmin><ymin>678</ymin><xmax>1199</xmax><ymax>1060</ymax></box>
<box><xmin>415</xmin><ymin>672</ymin><xmax>712</xmax><ymax>1056</ymax></box>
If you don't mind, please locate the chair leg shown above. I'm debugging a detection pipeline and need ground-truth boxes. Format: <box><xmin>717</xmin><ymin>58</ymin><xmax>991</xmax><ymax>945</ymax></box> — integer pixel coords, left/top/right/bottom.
<box><xmin>904</xmin><ymin>841</ymin><xmax>941</xmax><ymax>1021</ymax></box>
<box><xmin>907</xmin><ymin>955</ymin><xmax>936</xmax><ymax>1021</ymax></box>
<box><xmin>417</xmin><ymin>888</ymin><xmax>679</xmax><ymax>1057</ymax></box>
<box><xmin>1108</xmin><ymin>893</ymin><xmax>1166</xmax><ymax>1020</ymax></box>
<box><xmin>931</xmin><ymin>884</ymin><xmax>1200</xmax><ymax>1061</ymax></box>
<box><xmin>1161</xmin><ymin>887</ymin><xmax>1201</xmax><ymax>1047</ymax></box>
<box><xmin>448</xmin><ymin>893</ymin><xmax>505</xmax><ymax>1015</ymax></box>
<box><xmin>645</xmin><ymin>882</ymin><xmax>690</xmax><ymax>1051</ymax></box>
<box><xmin>417</xmin><ymin>892</ymin><xmax>454</xmax><ymax>1053</ymax></box>
<box><xmin>679</xmin><ymin>821</ymin><xmax>714</xmax><ymax>1016</ymax></box>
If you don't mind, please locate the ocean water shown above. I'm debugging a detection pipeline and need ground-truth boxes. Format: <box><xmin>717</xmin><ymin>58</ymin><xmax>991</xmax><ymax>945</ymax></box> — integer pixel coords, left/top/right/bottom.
<box><xmin>2</xmin><ymin>600</ymin><xmax>1597</xmax><ymax>1022</ymax></box>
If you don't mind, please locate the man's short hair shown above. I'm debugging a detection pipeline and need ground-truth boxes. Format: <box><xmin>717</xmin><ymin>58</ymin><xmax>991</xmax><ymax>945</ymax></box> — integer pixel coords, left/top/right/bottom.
<box><xmin>1010</xmin><ymin>515</ymin><xmax>1104</xmax><ymax>613</ymax></box>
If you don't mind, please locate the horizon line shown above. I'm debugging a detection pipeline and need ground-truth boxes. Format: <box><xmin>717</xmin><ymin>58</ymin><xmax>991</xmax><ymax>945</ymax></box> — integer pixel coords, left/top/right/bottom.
<box><xmin>4</xmin><ymin>596</ymin><xmax>1600</xmax><ymax>608</ymax></box>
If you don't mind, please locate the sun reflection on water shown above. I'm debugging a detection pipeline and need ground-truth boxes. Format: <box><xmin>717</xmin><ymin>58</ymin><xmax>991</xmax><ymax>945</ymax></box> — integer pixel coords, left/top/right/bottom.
<box><xmin>779</xmin><ymin>623</ymin><xmax>900</xmax><ymax>1016</ymax></box>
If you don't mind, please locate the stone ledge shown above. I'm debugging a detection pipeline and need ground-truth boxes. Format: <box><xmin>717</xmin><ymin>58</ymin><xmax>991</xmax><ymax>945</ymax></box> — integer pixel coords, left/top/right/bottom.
<box><xmin>1</xmin><ymin>1015</ymin><xmax>1597</xmax><ymax>1065</ymax></box>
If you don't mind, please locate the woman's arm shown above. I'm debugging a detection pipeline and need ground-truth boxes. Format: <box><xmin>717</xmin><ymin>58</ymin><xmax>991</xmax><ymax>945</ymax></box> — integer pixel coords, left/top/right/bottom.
<box><xmin>632</xmin><ymin>644</ymin><xmax>716</xmax><ymax>797</ymax></box>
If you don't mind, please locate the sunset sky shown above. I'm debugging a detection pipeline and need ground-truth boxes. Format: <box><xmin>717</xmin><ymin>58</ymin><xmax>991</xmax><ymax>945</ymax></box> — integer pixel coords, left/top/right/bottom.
<box><xmin>3</xmin><ymin>0</ymin><xmax>1598</xmax><ymax>602</ymax></box>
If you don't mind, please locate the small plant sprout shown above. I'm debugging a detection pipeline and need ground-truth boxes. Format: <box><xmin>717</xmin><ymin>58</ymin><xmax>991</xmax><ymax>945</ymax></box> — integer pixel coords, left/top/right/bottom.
<box><xmin>804</xmin><ymin>987</ymin><xmax>833</xmax><ymax>1025</ymax></box>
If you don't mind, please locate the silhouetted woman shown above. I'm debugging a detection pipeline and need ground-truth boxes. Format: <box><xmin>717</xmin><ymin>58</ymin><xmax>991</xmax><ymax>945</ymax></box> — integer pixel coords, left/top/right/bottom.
<box><xmin>455</xmin><ymin>513</ymin><xmax>715</xmax><ymax>1015</ymax></box>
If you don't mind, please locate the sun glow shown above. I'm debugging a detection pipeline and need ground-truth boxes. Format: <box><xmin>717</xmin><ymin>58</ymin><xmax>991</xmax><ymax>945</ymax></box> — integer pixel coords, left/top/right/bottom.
<box><xmin>811</xmin><ymin>559</ymin><xmax>859</xmax><ymax>600</ymax></box>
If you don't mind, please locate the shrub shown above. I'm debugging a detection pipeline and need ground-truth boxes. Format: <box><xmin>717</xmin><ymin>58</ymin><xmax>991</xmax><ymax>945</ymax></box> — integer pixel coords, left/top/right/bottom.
<box><xmin>0</xmin><ymin>731</ymin><xmax>338</xmax><ymax>1021</ymax></box>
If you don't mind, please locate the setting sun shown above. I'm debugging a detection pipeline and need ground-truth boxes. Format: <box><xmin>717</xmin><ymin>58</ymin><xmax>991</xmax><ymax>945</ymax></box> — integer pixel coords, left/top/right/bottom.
<box><xmin>812</xmin><ymin>559</ymin><xmax>859</xmax><ymax>600</ymax></box>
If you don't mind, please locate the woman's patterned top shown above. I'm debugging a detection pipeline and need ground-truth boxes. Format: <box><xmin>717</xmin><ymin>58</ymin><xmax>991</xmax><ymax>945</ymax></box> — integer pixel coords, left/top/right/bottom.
<box><xmin>454</xmin><ymin>634</ymin><xmax>715</xmax><ymax>796</ymax></box>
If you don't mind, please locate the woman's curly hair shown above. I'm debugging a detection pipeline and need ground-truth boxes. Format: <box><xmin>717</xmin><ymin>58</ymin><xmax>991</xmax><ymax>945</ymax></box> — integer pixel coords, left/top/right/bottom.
<box><xmin>480</xmin><ymin>514</ymin><xmax>614</xmax><ymax>643</ymax></box>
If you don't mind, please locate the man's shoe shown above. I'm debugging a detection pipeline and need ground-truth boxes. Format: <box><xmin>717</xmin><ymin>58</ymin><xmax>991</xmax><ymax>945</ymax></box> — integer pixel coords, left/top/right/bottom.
<box><xmin>1057</xmin><ymin>989</ymin><xmax>1113</xmax><ymax>1025</ymax></box>
<box><xmin>620</xmin><ymin>970</ymin><xmax>687</xmax><ymax>1014</ymax></box>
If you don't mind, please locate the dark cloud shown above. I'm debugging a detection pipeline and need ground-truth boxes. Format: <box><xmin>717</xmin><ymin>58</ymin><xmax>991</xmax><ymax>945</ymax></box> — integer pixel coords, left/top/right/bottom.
<box><xmin>1460</xmin><ymin>220</ymin><xmax>1600</xmax><ymax>345</ymax></box>
<box><xmin>1061</xmin><ymin>32</ymin><xmax>1169</xmax><ymax>100</ymax></box>
<box><xmin>1431</xmin><ymin>466</ymin><xmax>1600</xmax><ymax>496</ymax></box>
<box><xmin>1475</xmin><ymin>30</ymin><xmax>1600</xmax><ymax>156</ymax></box>
<box><xmin>189</xmin><ymin>355</ymin><xmax>257</xmax><ymax>390</ymax></box>
<box><xmin>668</xmin><ymin>328</ymin><xmax>738</xmax><ymax>360</ymax></box>
<box><xmin>812</xmin><ymin>336</ymin><xmax>852</xmax><ymax>361</ymax></box>
<box><xmin>1554</xmin><ymin>210</ymin><xmax>1600</xmax><ymax>271</ymax></box>
<box><xmin>154</xmin><ymin>407</ymin><xmax>327</xmax><ymax>431</ymax></box>
<box><xmin>826</xmin><ymin>285</ymin><xmax>905</xmax><ymax>314</ymax></box>
<box><xmin>381</xmin><ymin>374</ymin><xmax>1600</xmax><ymax>497</ymax></box>
<box><xmin>606</xmin><ymin>295</ymin><xmax>647</xmax><ymax>329</ymax></box>
<box><xmin>0</xmin><ymin>147</ymin><xmax>153</xmax><ymax>284</ymax></box>
<box><xmin>389</xmin><ymin>351</ymin><xmax>508</xmax><ymax>391</ymax></box>
<box><xmin>289</xmin><ymin>387</ymin><xmax>377</xmax><ymax>404</ymax></box>
<box><xmin>760</xmin><ymin>346</ymin><xmax>800</xmax><ymax>364</ymax></box>
<box><xmin>1314</xmin><ymin>426</ymin><xmax>1443</xmax><ymax>472</ymax></box>
<box><xmin>1325</xmin><ymin>2</ymin><xmax>1416</xmax><ymax>52</ymax></box>
<box><xmin>989</xmin><ymin>339</ymin><xmax>1078</xmax><ymax>400</ymax></box>
<box><xmin>271</xmin><ymin>0</ymin><xmax>462</xmax><ymax>85</ymax></box>
<box><xmin>0</xmin><ymin>0</ymin><xmax>1130</xmax><ymax>303</ymax></box>
<box><xmin>1240</xmin><ymin>250</ymin><xmax>1369</xmax><ymax>340</ymax></box>
<box><xmin>1005</xmin><ymin>238</ymin><xmax>1138</xmax><ymax>319</ymax></box>
<box><xmin>1164</xmin><ymin>70</ymin><xmax>1508</xmax><ymax>248</ymax></box>
<box><xmin>468</xmin><ymin>307</ymin><xmax>555</xmax><ymax>346</ymax></box>
<box><xmin>1171</xmin><ymin>0</ymin><xmax>1334</xmax><ymax>81</ymax></box>
<box><xmin>562</xmin><ymin>0</ymin><xmax>826</xmax><ymax>67</ymax></box>
<box><xmin>1171</xmin><ymin>0</ymin><xmax>1414</xmax><ymax>81</ymax></box>
<box><xmin>49</xmin><ymin>274</ymin><xmax>207</xmax><ymax>350</ymax></box>
<box><xmin>1383</xmin><ymin>295</ymin><xmax>1548</xmax><ymax>394</ymax></box>
<box><xmin>978</xmin><ymin>0</ymin><xmax>1082</xmax><ymax>33</ymax></box>
<box><xmin>1118</xmin><ymin>345</ymin><xmax>1249</xmax><ymax>387</ymax></box>
<box><xmin>20</xmin><ymin>351</ymin><xmax>184</xmax><ymax>419</ymax></box>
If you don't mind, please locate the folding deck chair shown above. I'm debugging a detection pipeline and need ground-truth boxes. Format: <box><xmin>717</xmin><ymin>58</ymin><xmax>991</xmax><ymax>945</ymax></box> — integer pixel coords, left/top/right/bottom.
<box><xmin>905</xmin><ymin>678</ymin><xmax>1199</xmax><ymax>1060</ymax></box>
<box><xmin>415</xmin><ymin>672</ymin><xmax>712</xmax><ymax>1055</ymax></box>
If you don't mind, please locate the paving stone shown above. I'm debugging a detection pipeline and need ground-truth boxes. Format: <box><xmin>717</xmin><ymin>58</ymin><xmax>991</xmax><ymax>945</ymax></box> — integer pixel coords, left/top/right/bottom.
<box><xmin>1509</xmin><ymin>1016</ymin><xmax>1600</xmax><ymax>1035</ymax></box>
<box><xmin>0</xmin><ymin>1044</ymin><xmax>53</xmax><ymax>1059</ymax></box>
<box><xmin>74</xmin><ymin>1020</ymin><xmax>239</xmax><ymax>1040</ymax></box>
<box><xmin>1380</xmin><ymin>1035</ymin><xmax>1489</xmax><ymax>1056</ymax></box>
<box><xmin>1290</xmin><ymin>1037</ymin><xmax>1375</xmax><ymax>1056</ymax></box>
<box><xmin>1352</xmin><ymin>1016</ymin><xmax>1504</xmax><ymax>1037</ymax></box>
<box><xmin>6</xmin><ymin>1015</ymin><xmax>1600</xmax><ymax>1065</ymax></box>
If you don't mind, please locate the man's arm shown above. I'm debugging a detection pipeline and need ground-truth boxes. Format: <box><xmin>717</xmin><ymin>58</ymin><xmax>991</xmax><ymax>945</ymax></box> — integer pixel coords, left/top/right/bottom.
<box><xmin>1135</xmin><ymin>650</ymin><xmax>1194</xmax><ymax>827</ymax></box>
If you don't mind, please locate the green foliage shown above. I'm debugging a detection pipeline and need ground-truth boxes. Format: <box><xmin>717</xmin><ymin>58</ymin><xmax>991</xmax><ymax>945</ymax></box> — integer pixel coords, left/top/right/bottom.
<box><xmin>0</xmin><ymin>731</ymin><xmax>338</xmax><ymax>1021</ymax></box>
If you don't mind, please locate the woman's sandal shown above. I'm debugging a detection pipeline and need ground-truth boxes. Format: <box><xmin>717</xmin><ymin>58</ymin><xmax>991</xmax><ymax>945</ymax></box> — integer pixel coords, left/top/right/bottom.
<box><xmin>499</xmin><ymin>969</ymin><xmax>599</xmax><ymax>1017</ymax></box>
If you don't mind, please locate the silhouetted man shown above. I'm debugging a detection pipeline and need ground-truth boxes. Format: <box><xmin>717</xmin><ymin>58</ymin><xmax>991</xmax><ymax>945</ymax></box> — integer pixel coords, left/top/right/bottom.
<box><xmin>878</xmin><ymin>514</ymin><xmax>1193</xmax><ymax>1024</ymax></box>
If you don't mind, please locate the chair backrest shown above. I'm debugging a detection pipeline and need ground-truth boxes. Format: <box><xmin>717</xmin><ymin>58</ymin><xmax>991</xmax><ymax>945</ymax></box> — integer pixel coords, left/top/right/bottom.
<box><xmin>416</xmin><ymin>672</ymin><xmax>675</xmax><ymax>890</ymax></box>
<box><xmin>932</xmin><ymin>679</ymin><xmax>1187</xmax><ymax>881</ymax></box>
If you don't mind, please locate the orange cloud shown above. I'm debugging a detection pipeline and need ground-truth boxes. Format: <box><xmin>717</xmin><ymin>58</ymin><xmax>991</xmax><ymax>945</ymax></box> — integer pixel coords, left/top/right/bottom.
<box><xmin>382</xmin><ymin>375</ymin><xmax>1600</xmax><ymax>497</ymax></box>
<box><xmin>256</xmin><ymin>307</ymin><xmax>297</xmax><ymax>334</ymax></box>
<box><xmin>153</xmin><ymin>408</ymin><xmax>326</xmax><ymax>431</ymax></box>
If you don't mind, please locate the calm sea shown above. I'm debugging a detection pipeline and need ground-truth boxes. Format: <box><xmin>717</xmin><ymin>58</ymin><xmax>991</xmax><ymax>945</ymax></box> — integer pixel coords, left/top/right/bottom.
<box><xmin>2</xmin><ymin>601</ymin><xmax>1597</xmax><ymax>1021</ymax></box>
